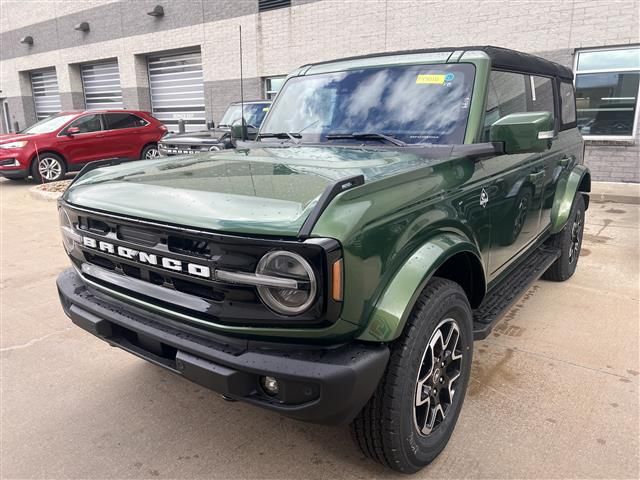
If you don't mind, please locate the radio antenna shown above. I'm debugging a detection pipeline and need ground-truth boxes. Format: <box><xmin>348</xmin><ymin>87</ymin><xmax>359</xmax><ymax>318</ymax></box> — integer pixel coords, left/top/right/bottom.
<box><xmin>239</xmin><ymin>25</ymin><xmax>246</xmax><ymax>141</ymax></box>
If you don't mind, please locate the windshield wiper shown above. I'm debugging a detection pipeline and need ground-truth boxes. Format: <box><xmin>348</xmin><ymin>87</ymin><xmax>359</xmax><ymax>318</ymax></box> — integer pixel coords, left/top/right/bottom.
<box><xmin>258</xmin><ymin>132</ymin><xmax>302</xmax><ymax>141</ymax></box>
<box><xmin>325</xmin><ymin>132</ymin><xmax>407</xmax><ymax>147</ymax></box>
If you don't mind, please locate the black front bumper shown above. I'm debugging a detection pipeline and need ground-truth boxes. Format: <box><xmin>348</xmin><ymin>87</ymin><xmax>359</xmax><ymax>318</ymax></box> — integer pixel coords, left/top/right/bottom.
<box><xmin>57</xmin><ymin>268</ymin><xmax>389</xmax><ymax>425</ymax></box>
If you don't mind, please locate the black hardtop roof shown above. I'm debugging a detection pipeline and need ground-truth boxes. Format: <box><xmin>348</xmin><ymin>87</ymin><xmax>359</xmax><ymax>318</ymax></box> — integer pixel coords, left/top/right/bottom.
<box><xmin>303</xmin><ymin>45</ymin><xmax>574</xmax><ymax>80</ymax></box>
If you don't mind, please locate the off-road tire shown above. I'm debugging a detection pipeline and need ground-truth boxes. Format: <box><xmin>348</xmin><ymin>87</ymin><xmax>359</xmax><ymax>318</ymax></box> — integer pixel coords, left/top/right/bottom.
<box><xmin>543</xmin><ymin>193</ymin><xmax>586</xmax><ymax>282</ymax></box>
<box><xmin>350</xmin><ymin>277</ymin><xmax>473</xmax><ymax>473</ymax></box>
<box><xmin>31</xmin><ymin>153</ymin><xmax>66</xmax><ymax>183</ymax></box>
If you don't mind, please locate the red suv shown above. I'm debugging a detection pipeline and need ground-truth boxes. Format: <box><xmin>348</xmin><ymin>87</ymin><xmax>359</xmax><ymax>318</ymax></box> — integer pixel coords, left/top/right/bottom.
<box><xmin>0</xmin><ymin>110</ymin><xmax>167</xmax><ymax>182</ymax></box>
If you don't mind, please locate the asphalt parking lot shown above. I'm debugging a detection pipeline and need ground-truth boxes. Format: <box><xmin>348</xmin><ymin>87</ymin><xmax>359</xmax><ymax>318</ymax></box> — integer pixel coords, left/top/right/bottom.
<box><xmin>1</xmin><ymin>177</ymin><xmax>638</xmax><ymax>479</ymax></box>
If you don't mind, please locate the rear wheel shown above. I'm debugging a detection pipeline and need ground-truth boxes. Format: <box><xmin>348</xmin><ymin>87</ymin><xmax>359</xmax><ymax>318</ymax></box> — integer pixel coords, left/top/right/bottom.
<box><xmin>351</xmin><ymin>278</ymin><xmax>473</xmax><ymax>473</ymax></box>
<box><xmin>31</xmin><ymin>153</ymin><xmax>66</xmax><ymax>183</ymax></box>
<box><xmin>543</xmin><ymin>194</ymin><xmax>586</xmax><ymax>281</ymax></box>
<box><xmin>141</xmin><ymin>144</ymin><xmax>159</xmax><ymax>160</ymax></box>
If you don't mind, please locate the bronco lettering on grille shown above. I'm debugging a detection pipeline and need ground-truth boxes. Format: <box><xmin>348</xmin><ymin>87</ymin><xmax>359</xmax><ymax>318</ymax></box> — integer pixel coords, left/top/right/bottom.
<box><xmin>82</xmin><ymin>236</ymin><xmax>211</xmax><ymax>279</ymax></box>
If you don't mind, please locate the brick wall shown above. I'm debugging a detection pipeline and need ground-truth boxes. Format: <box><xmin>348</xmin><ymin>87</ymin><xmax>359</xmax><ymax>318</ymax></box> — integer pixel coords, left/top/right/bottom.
<box><xmin>0</xmin><ymin>0</ymin><xmax>638</xmax><ymax>180</ymax></box>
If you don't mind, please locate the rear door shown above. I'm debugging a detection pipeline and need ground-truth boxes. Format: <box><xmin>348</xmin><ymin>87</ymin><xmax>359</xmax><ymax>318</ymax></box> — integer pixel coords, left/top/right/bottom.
<box><xmin>529</xmin><ymin>75</ymin><xmax>565</xmax><ymax>233</ymax></box>
<box><xmin>539</xmin><ymin>80</ymin><xmax>583</xmax><ymax>231</ymax></box>
<box><xmin>56</xmin><ymin>114</ymin><xmax>106</xmax><ymax>165</ymax></box>
<box><xmin>102</xmin><ymin>112</ymin><xmax>150</xmax><ymax>159</ymax></box>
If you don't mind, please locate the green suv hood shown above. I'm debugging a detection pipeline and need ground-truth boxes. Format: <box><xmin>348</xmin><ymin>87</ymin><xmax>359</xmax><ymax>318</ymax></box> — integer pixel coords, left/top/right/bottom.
<box><xmin>64</xmin><ymin>146</ymin><xmax>432</xmax><ymax>237</ymax></box>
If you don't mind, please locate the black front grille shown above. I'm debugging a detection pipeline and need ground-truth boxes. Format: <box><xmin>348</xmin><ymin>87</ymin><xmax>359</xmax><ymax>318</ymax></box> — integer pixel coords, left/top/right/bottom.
<box><xmin>64</xmin><ymin>204</ymin><xmax>341</xmax><ymax>328</ymax></box>
<box><xmin>118</xmin><ymin>225</ymin><xmax>159</xmax><ymax>246</ymax></box>
<box><xmin>168</xmin><ymin>235</ymin><xmax>211</xmax><ymax>257</ymax></box>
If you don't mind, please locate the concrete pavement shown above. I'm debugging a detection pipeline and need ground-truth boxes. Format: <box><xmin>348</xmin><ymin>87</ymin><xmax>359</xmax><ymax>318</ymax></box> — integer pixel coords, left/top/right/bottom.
<box><xmin>1</xmin><ymin>177</ymin><xmax>639</xmax><ymax>479</ymax></box>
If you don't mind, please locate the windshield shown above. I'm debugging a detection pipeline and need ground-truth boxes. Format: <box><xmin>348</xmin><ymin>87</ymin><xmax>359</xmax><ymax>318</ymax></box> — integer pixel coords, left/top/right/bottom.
<box><xmin>22</xmin><ymin>113</ymin><xmax>77</xmax><ymax>134</ymax></box>
<box><xmin>219</xmin><ymin>103</ymin><xmax>270</xmax><ymax>127</ymax></box>
<box><xmin>260</xmin><ymin>63</ymin><xmax>475</xmax><ymax>145</ymax></box>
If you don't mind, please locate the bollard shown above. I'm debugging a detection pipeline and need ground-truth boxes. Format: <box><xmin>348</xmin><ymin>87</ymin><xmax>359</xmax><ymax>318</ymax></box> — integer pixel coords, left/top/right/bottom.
<box><xmin>178</xmin><ymin>118</ymin><xmax>185</xmax><ymax>133</ymax></box>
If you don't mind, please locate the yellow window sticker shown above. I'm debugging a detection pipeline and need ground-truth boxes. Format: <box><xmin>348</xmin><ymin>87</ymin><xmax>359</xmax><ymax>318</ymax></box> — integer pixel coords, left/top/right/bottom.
<box><xmin>262</xmin><ymin>107</ymin><xmax>270</xmax><ymax>112</ymax></box>
<box><xmin>416</xmin><ymin>74</ymin><xmax>446</xmax><ymax>85</ymax></box>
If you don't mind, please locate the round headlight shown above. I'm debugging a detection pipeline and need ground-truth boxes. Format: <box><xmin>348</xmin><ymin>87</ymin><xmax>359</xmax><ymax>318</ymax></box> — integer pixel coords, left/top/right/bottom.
<box><xmin>256</xmin><ymin>251</ymin><xmax>317</xmax><ymax>315</ymax></box>
<box><xmin>59</xmin><ymin>208</ymin><xmax>76</xmax><ymax>253</ymax></box>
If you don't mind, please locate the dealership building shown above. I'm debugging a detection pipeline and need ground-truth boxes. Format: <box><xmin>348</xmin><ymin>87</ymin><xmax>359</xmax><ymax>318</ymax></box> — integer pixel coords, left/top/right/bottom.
<box><xmin>0</xmin><ymin>0</ymin><xmax>638</xmax><ymax>182</ymax></box>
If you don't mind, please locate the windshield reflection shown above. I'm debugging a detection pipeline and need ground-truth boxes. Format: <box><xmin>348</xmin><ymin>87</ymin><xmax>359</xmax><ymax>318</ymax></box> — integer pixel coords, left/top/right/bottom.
<box><xmin>260</xmin><ymin>63</ymin><xmax>475</xmax><ymax>145</ymax></box>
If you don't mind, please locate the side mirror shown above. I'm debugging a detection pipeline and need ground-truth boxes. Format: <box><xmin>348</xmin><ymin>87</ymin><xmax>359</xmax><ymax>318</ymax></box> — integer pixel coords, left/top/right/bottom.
<box><xmin>245</xmin><ymin>125</ymin><xmax>258</xmax><ymax>140</ymax></box>
<box><xmin>490</xmin><ymin>112</ymin><xmax>554</xmax><ymax>154</ymax></box>
<box><xmin>230</xmin><ymin>123</ymin><xmax>246</xmax><ymax>141</ymax></box>
<box><xmin>66</xmin><ymin>126</ymin><xmax>80</xmax><ymax>136</ymax></box>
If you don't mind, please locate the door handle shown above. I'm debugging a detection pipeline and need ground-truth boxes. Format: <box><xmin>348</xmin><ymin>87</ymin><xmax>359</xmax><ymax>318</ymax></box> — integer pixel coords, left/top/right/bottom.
<box><xmin>529</xmin><ymin>170</ymin><xmax>545</xmax><ymax>182</ymax></box>
<box><xmin>559</xmin><ymin>155</ymin><xmax>574</xmax><ymax>167</ymax></box>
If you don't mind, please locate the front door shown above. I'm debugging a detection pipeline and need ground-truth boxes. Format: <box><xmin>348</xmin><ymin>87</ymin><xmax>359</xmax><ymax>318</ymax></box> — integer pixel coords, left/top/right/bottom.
<box><xmin>481</xmin><ymin>70</ymin><xmax>549</xmax><ymax>279</ymax></box>
<box><xmin>56</xmin><ymin>113</ymin><xmax>106</xmax><ymax>165</ymax></box>
<box><xmin>482</xmin><ymin>153</ymin><xmax>544</xmax><ymax>279</ymax></box>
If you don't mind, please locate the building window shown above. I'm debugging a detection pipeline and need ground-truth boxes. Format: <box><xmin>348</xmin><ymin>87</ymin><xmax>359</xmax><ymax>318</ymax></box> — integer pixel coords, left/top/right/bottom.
<box><xmin>574</xmin><ymin>46</ymin><xmax>640</xmax><ymax>139</ymax></box>
<box><xmin>264</xmin><ymin>76</ymin><xmax>286</xmax><ymax>99</ymax></box>
<box><xmin>258</xmin><ymin>0</ymin><xmax>291</xmax><ymax>12</ymax></box>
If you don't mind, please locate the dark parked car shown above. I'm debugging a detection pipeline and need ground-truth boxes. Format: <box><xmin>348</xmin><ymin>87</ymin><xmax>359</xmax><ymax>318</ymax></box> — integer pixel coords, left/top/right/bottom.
<box><xmin>57</xmin><ymin>47</ymin><xmax>588</xmax><ymax>473</ymax></box>
<box><xmin>158</xmin><ymin>100</ymin><xmax>271</xmax><ymax>155</ymax></box>
<box><xmin>0</xmin><ymin>110</ymin><xmax>167</xmax><ymax>182</ymax></box>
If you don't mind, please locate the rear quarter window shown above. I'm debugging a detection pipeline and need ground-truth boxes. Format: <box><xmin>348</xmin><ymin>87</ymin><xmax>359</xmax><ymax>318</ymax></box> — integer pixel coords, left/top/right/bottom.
<box><xmin>106</xmin><ymin>113</ymin><xmax>147</xmax><ymax>130</ymax></box>
<box><xmin>559</xmin><ymin>81</ymin><xmax>577</xmax><ymax>129</ymax></box>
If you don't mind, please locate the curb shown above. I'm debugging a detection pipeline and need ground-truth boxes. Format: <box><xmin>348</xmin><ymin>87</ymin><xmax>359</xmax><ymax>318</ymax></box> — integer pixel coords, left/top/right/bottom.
<box><xmin>590</xmin><ymin>182</ymin><xmax>640</xmax><ymax>205</ymax></box>
<box><xmin>29</xmin><ymin>184</ymin><xmax>65</xmax><ymax>202</ymax></box>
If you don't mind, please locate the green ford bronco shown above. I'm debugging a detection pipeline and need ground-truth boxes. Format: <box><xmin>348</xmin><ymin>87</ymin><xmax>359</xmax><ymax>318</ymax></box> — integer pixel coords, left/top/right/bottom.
<box><xmin>57</xmin><ymin>46</ymin><xmax>589</xmax><ymax>473</ymax></box>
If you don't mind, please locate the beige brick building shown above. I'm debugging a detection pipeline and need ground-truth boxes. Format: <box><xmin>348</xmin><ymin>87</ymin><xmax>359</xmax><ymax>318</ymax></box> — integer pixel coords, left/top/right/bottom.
<box><xmin>0</xmin><ymin>0</ymin><xmax>638</xmax><ymax>181</ymax></box>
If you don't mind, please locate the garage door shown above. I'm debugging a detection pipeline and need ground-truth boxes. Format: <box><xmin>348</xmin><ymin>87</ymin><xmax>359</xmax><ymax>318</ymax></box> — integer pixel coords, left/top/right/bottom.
<box><xmin>81</xmin><ymin>61</ymin><xmax>123</xmax><ymax>110</ymax></box>
<box><xmin>147</xmin><ymin>51</ymin><xmax>206</xmax><ymax>132</ymax></box>
<box><xmin>30</xmin><ymin>68</ymin><xmax>61</xmax><ymax>120</ymax></box>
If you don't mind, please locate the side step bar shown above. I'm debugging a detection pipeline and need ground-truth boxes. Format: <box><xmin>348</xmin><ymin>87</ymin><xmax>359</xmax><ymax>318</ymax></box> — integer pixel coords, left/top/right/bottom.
<box><xmin>472</xmin><ymin>246</ymin><xmax>560</xmax><ymax>340</ymax></box>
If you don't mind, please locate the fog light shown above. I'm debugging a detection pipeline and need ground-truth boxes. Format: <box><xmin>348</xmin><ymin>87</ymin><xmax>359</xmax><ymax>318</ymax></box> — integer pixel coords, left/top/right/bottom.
<box><xmin>261</xmin><ymin>376</ymin><xmax>279</xmax><ymax>396</ymax></box>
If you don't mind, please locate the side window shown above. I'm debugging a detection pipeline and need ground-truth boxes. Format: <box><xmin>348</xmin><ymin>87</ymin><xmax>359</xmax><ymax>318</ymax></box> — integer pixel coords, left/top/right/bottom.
<box><xmin>483</xmin><ymin>71</ymin><xmax>528</xmax><ymax>140</ymax></box>
<box><xmin>484</xmin><ymin>71</ymin><xmax>556</xmax><ymax>140</ymax></box>
<box><xmin>105</xmin><ymin>113</ymin><xmax>146</xmax><ymax>130</ymax></box>
<box><xmin>530</xmin><ymin>76</ymin><xmax>555</xmax><ymax>123</ymax></box>
<box><xmin>65</xmin><ymin>114</ymin><xmax>102</xmax><ymax>134</ymax></box>
<box><xmin>560</xmin><ymin>81</ymin><xmax>577</xmax><ymax>127</ymax></box>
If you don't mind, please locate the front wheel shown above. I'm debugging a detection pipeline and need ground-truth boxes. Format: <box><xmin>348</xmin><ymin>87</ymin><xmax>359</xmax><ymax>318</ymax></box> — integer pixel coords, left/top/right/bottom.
<box><xmin>543</xmin><ymin>194</ymin><xmax>586</xmax><ymax>281</ymax></box>
<box><xmin>32</xmin><ymin>153</ymin><xmax>66</xmax><ymax>183</ymax></box>
<box><xmin>141</xmin><ymin>144</ymin><xmax>160</xmax><ymax>160</ymax></box>
<box><xmin>351</xmin><ymin>278</ymin><xmax>473</xmax><ymax>473</ymax></box>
